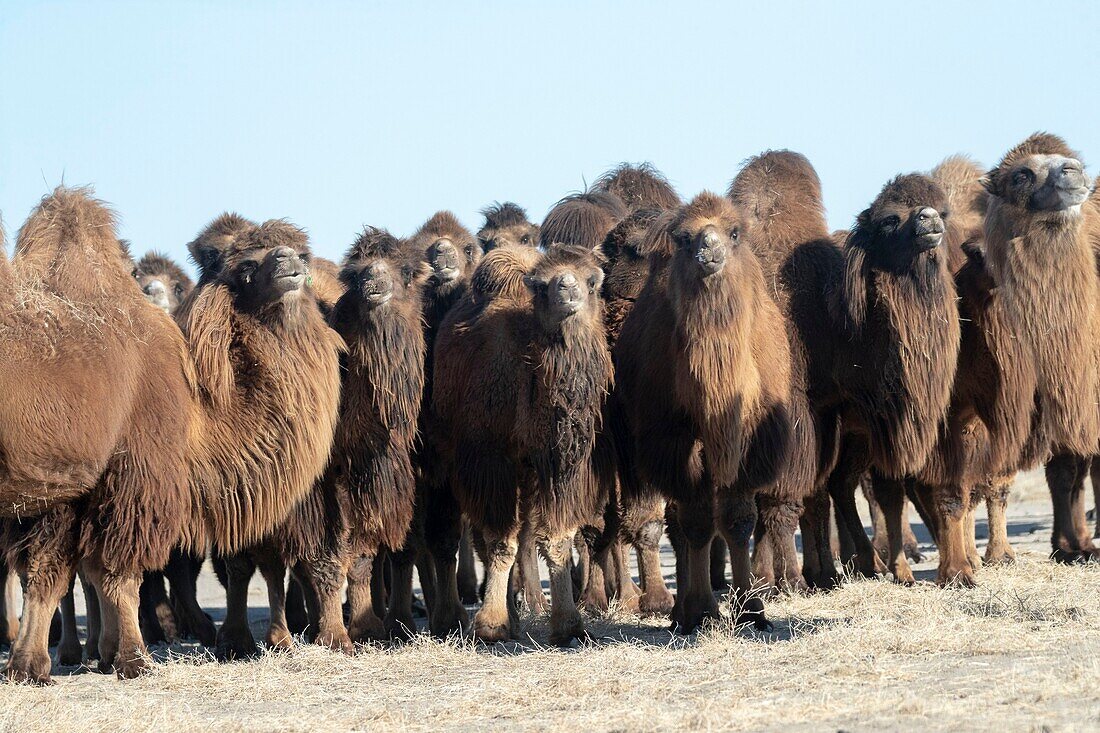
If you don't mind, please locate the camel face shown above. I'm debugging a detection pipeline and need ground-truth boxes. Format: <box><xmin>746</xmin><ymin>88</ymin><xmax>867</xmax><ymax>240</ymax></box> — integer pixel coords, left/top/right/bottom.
<box><xmin>225</xmin><ymin>244</ymin><xmax>309</xmax><ymax>310</ymax></box>
<box><xmin>133</xmin><ymin>264</ymin><xmax>191</xmax><ymax>314</ymax></box>
<box><xmin>478</xmin><ymin>202</ymin><xmax>539</xmax><ymax>252</ymax></box>
<box><xmin>427</xmin><ymin>234</ymin><xmax>481</xmax><ymax>285</ymax></box>
<box><xmin>855</xmin><ymin>173</ymin><xmax>949</xmax><ymax>273</ymax></box>
<box><xmin>670</xmin><ymin>193</ymin><xmax>748</xmax><ymax>282</ymax></box>
<box><xmin>526</xmin><ymin>245</ymin><xmax>605</xmax><ymax>327</ymax></box>
<box><xmin>999</xmin><ymin>154</ymin><xmax>1092</xmax><ymax>213</ymax></box>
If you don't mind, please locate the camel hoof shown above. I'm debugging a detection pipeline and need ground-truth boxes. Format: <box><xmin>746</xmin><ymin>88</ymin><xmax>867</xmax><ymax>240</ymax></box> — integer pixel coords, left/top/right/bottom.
<box><xmin>315</xmin><ymin>631</ymin><xmax>354</xmax><ymax>655</ymax></box>
<box><xmin>384</xmin><ymin>613</ymin><xmax>417</xmax><ymax>642</ymax></box>
<box><xmin>429</xmin><ymin>606</ymin><xmax>470</xmax><ymax>639</ymax></box>
<box><xmin>191</xmin><ymin>616</ymin><xmax>218</xmax><ymax>648</ymax></box>
<box><xmin>578</xmin><ymin>594</ymin><xmax>609</xmax><ymax>615</ymax></box>
<box><xmin>735</xmin><ymin>611</ymin><xmax>773</xmax><ymax>633</ymax></box>
<box><xmin>983</xmin><ymin>547</ymin><xmax>1016</xmax><ymax>566</ymax></box>
<box><xmin>904</xmin><ymin>545</ymin><xmax>925</xmax><ymax>564</ymax></box>
<box><xmin>56</xmin><ymin>638</ymin><xmax>83</xmax><ymax>667</ymax></box>
<box><xmin>638</xmin><ymin>589</ymin><xmax>675</xmax><ymax>617</ymax></box>
<box><xmin>214</xmin><ymin>626</ymin><xmax>260</xmax><ymax>661</ymax></box>
<box><xmin>265</xmin><ymin>627</ymin><xmax>294</xmax><ymax>652</ymax></box>
<box><xmin>548</xmin><ymin>622</ymin><xmax>586</xmax><ymax>648</ymax></box>
<box><xmin>938</xmin><ymin>567</ymin><xmax>977</xmax><ymax>588</ymax></box>
<box><xmin>472</xmin><ymin>615</ymin><xmax>511</xmax><ymax>644</ymax></box>
<box><xmin>348</xmin><ymin>617</ymin><xmax>387</xmax><ymax>645</ymax></box>
<box><xmin>114</xmin><ymin>654</ymin><xmax>152</xmax><ymax>680</ymax></box>
<box><xmin>805</xmin><ymin>569</ymin><xmax>841</xmax><ymax>592</ymax></box>
<box><xmin>4</xmin><ymin>652</ymin><xmax>53</xmax><ymax>685</ymax></box>
<box><xmin>675</xmin><ymin>594</ymin><xmax>719</xmax><ymax>635</ymax></box>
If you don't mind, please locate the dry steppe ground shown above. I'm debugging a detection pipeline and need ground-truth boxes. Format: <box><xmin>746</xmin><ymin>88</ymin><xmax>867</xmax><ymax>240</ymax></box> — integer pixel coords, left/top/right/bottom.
<box><xmin>3</xmin><ymin>468</ymin><xmax>1100</xmax><ymax>733</ymax></box>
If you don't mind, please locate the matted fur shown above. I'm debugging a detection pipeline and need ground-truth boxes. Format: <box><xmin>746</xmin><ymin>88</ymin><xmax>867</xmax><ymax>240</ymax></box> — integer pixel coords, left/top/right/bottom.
<box><xmin>982</xmin><ymin>132</ymin><xmax>1100</xmax><ymax>455</ymax></box>
<box><xmin>134</xmin><ymin>251</ymin><xmax>193</xmax><ymax>292</ymax></box>
<box><xmin>309</xmin><ymin>256</ymin><xmax>345</xmax><ymax>314</ymax></box>
<box><xmin>477</xmin><ymin>202</ymin><xmax>539</xmax><ymax>251</ymax></box>
<box><xmin>539</xmin><ymin>190</ymin><xmax>628</xmax><ymax>253</ymax></box>
<box><xmin>594</xmin><ymin>163</ymin><xmax>681</xmax><ymax>211</ymax></box>
<box><xmin>180</xmin><ymin>219</ymin><xmax>344</xmax><ymax>553</ymax></box>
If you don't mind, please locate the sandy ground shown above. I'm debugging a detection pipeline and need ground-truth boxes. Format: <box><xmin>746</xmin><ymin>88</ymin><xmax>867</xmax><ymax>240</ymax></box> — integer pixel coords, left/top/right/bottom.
<box><xmin>2</xmin><ymin>468</ymin><xmax>1100</xmax><ymax>732</ymax></box>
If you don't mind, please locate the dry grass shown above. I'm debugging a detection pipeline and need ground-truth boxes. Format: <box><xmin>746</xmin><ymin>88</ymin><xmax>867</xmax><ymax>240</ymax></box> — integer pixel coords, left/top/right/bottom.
<box><xmin>2</xmin><ymin>473</ymin><xmax>1099</xmax><ymax>732</ymax></box>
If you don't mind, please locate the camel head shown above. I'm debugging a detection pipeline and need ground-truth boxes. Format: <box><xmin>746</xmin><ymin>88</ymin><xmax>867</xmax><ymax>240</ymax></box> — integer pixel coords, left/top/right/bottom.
<box><xmin>478</xmin><ymin>202</ymin><xmax>539</xmax><ymax>252</ymax></box>
<box><xmin>669</xmin><ymin>192</ymin><xmax>751</xmax><ymax>281</ymax></box>
<box><xmin>981</xmin><ymin>132</ymin><xmax>1091</xmax><ymax>216</ymax></box>
<box><xmin>341</xmin><ymin>226</ymin><xmax>428</xmax><ymax>312</ymax></box>
<box><xmin>413</xmin><ymin>211</ymin><xmax>481</xmax><ymax>294</ymax></box>
<box><xmin>219</xmin><ymin>219</ymin><xmax>313</xmax><ymax>313</ymax></box>
<box><xmin>849</xmin><ymin>174</ymin><xmax>948</xmax><ymax>274</ymax></box>
<box><xmin>133</xmin><ymin>251</ymin><xmax>193</xmax><ymax>314</ymax></box>
<box><xmin>525</xmin><ymin>243</ymin><xmax>605</xmax><ymax>330</ymax></box>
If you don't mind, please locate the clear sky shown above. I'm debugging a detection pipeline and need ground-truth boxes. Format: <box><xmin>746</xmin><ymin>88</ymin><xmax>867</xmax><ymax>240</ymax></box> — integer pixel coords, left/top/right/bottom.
<box><xmin>3</xmin><ymin>1</ymin><xmax>1099</xmax><ymax>271</ymax></box>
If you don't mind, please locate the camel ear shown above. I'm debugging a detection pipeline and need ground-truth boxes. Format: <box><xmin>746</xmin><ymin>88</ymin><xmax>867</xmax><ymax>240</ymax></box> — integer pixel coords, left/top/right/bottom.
<box><xmin>978</xmin><ymin>174</ymin><xmax>995</xmax><ymax>194</ymax></box>
<box><xmin>586</xmin><ymin>267</ymin><xmax>604</xmax><ymax>294</ymax></box>
<box><xmin>523</xmin><ymin>273</ymin><xmax>548</xmax><ymax>295</ymax></box>
<box><xmin>961</xmin><ymin>239</ymin><xmax>986</xmax><ymax>267</ymax></box>
<box><xmin>181</xmin><ymin>284</ymin><xmax>236</xmax><ymax>411</ymax></box>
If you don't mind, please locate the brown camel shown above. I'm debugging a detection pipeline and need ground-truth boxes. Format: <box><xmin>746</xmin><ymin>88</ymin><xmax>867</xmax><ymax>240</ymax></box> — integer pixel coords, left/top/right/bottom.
<box><xmin>0</xmin><ymin>188</ymin><xmax>192</xmax><ymax>682</ymax></box>
<box><xmin>728</xmin><ymin>153</ymin><xmax>960</xmax><ymax>590</ymax></box>
<box><xmin>409</xmin><ymin>212</ymin><xmax>484</xmax><ymax>638</ymax></box>
<box><xmin>615</xmin><ymin>193</ymin><xmax>793</xmax><ymax>632</ymax></box>
<box><xmin>477</xmin><ymin>202</ymin><xmax>539</xmax><ymax>252</ymax></box>
<box><xmin>434</xmin><ymin>244</ymin><xmax>613</xmax><ymax>645</ymax></box>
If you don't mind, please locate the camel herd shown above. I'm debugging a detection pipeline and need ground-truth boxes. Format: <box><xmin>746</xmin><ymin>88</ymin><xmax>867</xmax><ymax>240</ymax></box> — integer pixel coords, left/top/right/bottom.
<box><xmin>1</xmin><ymin>132</ymin><xmax>1098</xmax><ymax>684</ymax></box>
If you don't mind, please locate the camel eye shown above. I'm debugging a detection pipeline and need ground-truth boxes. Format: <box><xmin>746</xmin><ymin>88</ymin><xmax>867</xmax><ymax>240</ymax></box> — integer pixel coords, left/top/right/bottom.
<box><xmin>1012</xmin><ymin>169</ymin><xmax>1034</xmax><ymax>186</ymax></box>
<box><xmin>879</xmin><ymin>215</ymin><xmax>900</xmax><ymax>233</ymax></box>
<box><xmin>131</xmin><ymin>268</ymin><xmax>139</xmax><ymax>279</ymax></box>
<box><xmin>521</xmin><ymin>235</ymin><xmax>530</xmax><ymax>245</ymax></box>
<box><xmin>940</xmin><ymin>209</ymin><xmax>950</xmax><ymax>220</ymax></box>
<box><xmin>174</xmin><ymin>282</ymin><xmax>185</xmax><ymax>297</ymax></box>
<box><xmin>729</xmin><ymin>228</ymin><xmax>739</xmax><ymax>241</ymax></box>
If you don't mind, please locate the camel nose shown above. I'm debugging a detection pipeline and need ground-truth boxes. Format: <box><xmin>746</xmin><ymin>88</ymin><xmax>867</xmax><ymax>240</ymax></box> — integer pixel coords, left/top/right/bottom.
<box><xmin>272</xmin><ymin>246</ymin><xmax>296</xmax><ymax>261</ymax></box>
<box><xmin>143</xmin><ymin>279</ymin><xmax>166</xmax><ymax>297</ymax></box>
<box><xmin>558</xmin><ymin>272</ymin><xmax>578</xmax><ymax>290</ymax></box>
<box><xmin>702</xmin><ymin>229</ymin><xmax>722</xmax><ymax>249</ymax></box>
<box><xmin>916</xmin><ymin>207</ymin><xmax>937</xmax><ymax>222</ymax></box>
<box><xmin>432</xmin><ymin>239</ymin><xmax>459</xmax><ymax>268</ymax></box>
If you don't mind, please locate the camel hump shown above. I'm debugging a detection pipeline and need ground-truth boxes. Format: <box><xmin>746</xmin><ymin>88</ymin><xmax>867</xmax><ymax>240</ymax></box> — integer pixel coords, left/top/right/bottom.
<box><xmin>13</xmin><ymin>186</ymin><xmax>126</xmax><ymax>278</ymax></box>
<box><xmin>728</xmin><ymin>150</ymin><xmax>829</xmax><ymax>245</ymax></box>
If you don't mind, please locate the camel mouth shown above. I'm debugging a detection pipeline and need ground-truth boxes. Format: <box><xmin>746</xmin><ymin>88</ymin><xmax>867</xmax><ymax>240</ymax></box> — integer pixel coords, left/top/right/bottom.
<box><xmin>695</xmin><ymin>257</ymin><xmax>725</xmax><ymax>276</ymax></box>
<box><xmin>364</xmin><ymin>290</ymin><xmax>393</xmax><ymax>306</ymax></box>
<box><xmin>557</xmin><ymin>298</ymin><xmax>583</xmax><ymax>315</ymax></box>
<box><xmin>915</xmin><ymin>231</ymin><xmax>943</xmax><ymax>251</ymax></box>
<box><xmin>273</xmin><ymin>271</ymin><xmax>306</xmax><ymax>292</ymax></box>
<box><xmin>433</xmin><ymin>266</ymin><xmax>459</xmax><ymax>282</ymax></box>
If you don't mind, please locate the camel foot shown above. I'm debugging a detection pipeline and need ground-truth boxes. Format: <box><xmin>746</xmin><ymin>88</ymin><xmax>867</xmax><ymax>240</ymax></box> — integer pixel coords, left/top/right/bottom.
<box><xmin>113</xmin><ymin>652</ymin><xmax>152</xmax><ymax>680</ymax></box>
<box><xmin>937</xmin><ymin>565</ymin><xmax>977</xmax><ymax>588</ymax></box>
<box><xmin>674</xmin><ymin>591</ymin><xmax>719</xmax><ymax>635</ymax></box>
<box><xmin>214</xmin><ymin>624</ymin><xmax>260</xmax><ymax>661</ymax></box>
<box><xmin>384</xmin><ymin>611</ymin><xmax>418</xmax><ymax>642</ymax></box>
<box><xmin>315</xmin><ymin>629</ymin><xmax>354</xmax><ymax>655</ymax></box>
<box><xmin>638</xmin><ymin>587</ymin><xmax>675</xmax><ymax>617</ymax></box>
<box><xmin>578</xmin><ymin>590</ymin><xmax>609</xmax><ymax>615</ymax></box>
<box><xmin>4</xmin><ymin>651</ymin><xmax>53</xmax><ymax>685</ymax></box>
<box><xmin>735</xmin><ymin>610</ymin><xmax>773</xmax><ymax>633</ymax></box>
<box><xmin>904</xmin><ymin>543</ymin><xmax>925</xmax><ymax>564</ymax></box>
<box><xmin>548</xmin><ymin>612</ymin><xmax>586</xmax><ymax>648</ymax></box>
<box><xmin>264</xmin><ymin>625</ymin><xmax>294</xmax><ymax>651</ymax></box>
<box><xmin>983</xmin><ymin>544</ymin><xmax>1016</xmax><ymax>566</ymax></box>
<box><xmin>348</xmin><ymin>616</ymin><xmax>387</xmax><ymax>645</ymax></box>
<box><xmin>429</xmin><ymin>605</ymin><xmax>470</xmax><ymax>639</ymax></box>
<box><xmin>472</xmin><ymin>614</ymin><xmax>511</xmax><ymax>644</ymax></box>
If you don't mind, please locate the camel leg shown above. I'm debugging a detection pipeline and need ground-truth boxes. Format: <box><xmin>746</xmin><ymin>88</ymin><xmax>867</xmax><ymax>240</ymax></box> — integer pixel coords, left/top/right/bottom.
<box><xmin>346</xmin><ymin>550</ymin><xmax>386</xmax><ymax>643</ymax></box>
<box><xmin>625</xmin><ymin>496</ymin><xmax>673</xmax><ymax>616</ymax></box>
<box><xmin>56</xmin><ymin>579</ymin><xmax>83</xmax><ymax>665</ymax></box>
<box><xmin>964</xmin><ymin>503</ymin><xmax>981</xmax><ymax>571</ymax></box>
<box><xmin>543</xmin><ymin>530</ymin><xmax>585</xmax><ymax>646</ymax></box>
<box><xmin>576</xmin><ymin>525</ymin><xmax>609</xmax><ymax>613</ymax></box>
<box><xmin>1090</xmin><ymin>457</ymin><xmax>1100</xmax><ymax>539</ymax></box>
<box><xmin>4</xmin><ymin>510</ymin><xmax>78</xmax><ymax>684</ymax></box>
<box><xmin>369</xmin><ymin>553</ymin><xmax>388</xmax><ymax>622</ymax></box>
<box><xmin>828</xmin><ymin>453</ymin><xmax>884</xmax><ymax>578</ymax></box>
<box><xmin>866</xmin><ymin>483</ymin><xmax>890</xmax><ymax>563</ymax></box>
<box><xmin>873</xmin><ymin>474</ymin><xmax>915</xmax><ymax>585</ymax></box>
<box><xmin>899</xmin><ymin>497</ymin><xmax>924</xmax><ymax>563</ymax></box>
<box><xmin>754</xmin><ymin>496</ymin><xmax>805</xmax><ymax>593</ymax></box>
<box><xmin>983</xmin><ymin>475</ymin><xmax>1016</xmax><ymax>565</ymax></box>
<box><xmin>719</xmin><ymin>489</ymin><xmax>769</xmax><ymax>630</ymax></box>
<box><xmin>515</xmin><ymin>520</ymin><xmax>547</xmax><ymax>615</ymax></box>
<box><xmin>456</xmin><ymin>520</ymin><xmax>480</xmax><ymax>605</ymax></box>
<box><xmin>709</xmin><ymin>536</ymin><xmax>728</xmax><ymax>591</ymax></box>
<box><xmin>666</xmin><ymin>504</ymin><xmax>688</xmax><ymax>628</ymax></box>
<box><xmin>800</xmin><ymin>487</ymin><xmax>839</xmax><ymax>590</ymax></box>
<box><xmin>0</xmin><ymin>558</ymin><xmax>17</xmax><ymax>646</ymax></box>
<box><xmin>84</xmin><ymin>564</ymin><xmax>149</xmax><ymax>680</ymax></box>
<box><xmin>285</xmin><ymin>579</ymin><xmax>309</xmax><ymax>636</ymax></box>
<box><xmin>908</xmin><ymin>481</ymin><xmax>941</xmax><ymax>546</ymax></box>
<box><xmin>294</xmin><ymin>557</ymin><xmax>352</xmax><ymax>653</ymax></box>
<box><xmin>933</xmin><ymin>483</ymin><xmax>976</xmax><ymax>587</ymax></box>
<box><xmin>472</xmin><ymin>526</ymin><xmax>519</xmax><ymax>643</ymax></box>
<box><xmin>384</xmin><ymin>545</ymin><xmax>417</xmax><ymax>641</ymax></box>
<box><xmin>79</xmin><ymin>571</ymin><xmax>101</xmax><ymax>662</ymax></box>
<box><xmin>214</xmin><ymin>552</ymin><xmax>260</xmax><ymax>660</ymax></box>
<box><xmin>1046</xmin><ymin>453</ymin><xmax>1096</xmax><ymax>562</ymax></box>
<box><xmin>164</xmin><ymin>550</ymin><xmax>216</xmax><ymax>647</ymax></box>
<box><xmin>673</xmin><ymin>493</ymin><xmax>719</xmax><ymax>635</ymax></box>
<box><xmin>606</xmin><ymin>539</ymin><xmax>641</xmax><ymax>611</ymax></box>
<box><xmin>254</xmin><ymin>549</ymin><xmax>292</xmax><ymax>651</ymax></box>
<box><xmin>138</xmin><ymin>572</ymin><xmax>172</xmax><ymax>646</ymax></box>
<box><xmin>424</xmin><ymin>483</ymin><xmax>469</xmax><ymax>638</ymax></box>
<box><xmin>1070</xmin><ymin>460</ymin><xmax>1098</xmax><ymax>558</ymax></box>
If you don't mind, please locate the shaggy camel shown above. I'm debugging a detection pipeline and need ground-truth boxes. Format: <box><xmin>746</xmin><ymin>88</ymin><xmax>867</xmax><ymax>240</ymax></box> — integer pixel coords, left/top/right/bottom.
<box><xmin>477</xmin><ymin>202</ymin><xmax>539</xmax><ymax>252</ymax></box>
<box><xmin>434</xmin><ymin>244</ymin><xmax>613</xmax><ymax>645</ymax></box>
<box><xmin>615</xmin><ymin>193</ymin><xmax>793</xmax><ymax>632</ymax></box>
<box><xmin>410</xmin><ymin>212</ymin><xmax>484</xmax><ymax>638</ymax></box>
<box><xmin>974</xmin><ymin>134</ymin><xmax>1100</xmax><ymax>563</ymax></box>
<box><xmin>728</xmin><ymin>154</ymin><xmax>959</xmax><ymax>590</ymax></box>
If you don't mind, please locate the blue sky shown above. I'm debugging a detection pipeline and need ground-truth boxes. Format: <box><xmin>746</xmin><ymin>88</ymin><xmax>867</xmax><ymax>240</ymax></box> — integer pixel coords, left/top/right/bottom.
<box><xmin>3</xmin><ymin>1</ymin><xmax>1099</xmax><ymax>270</ymax></box>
